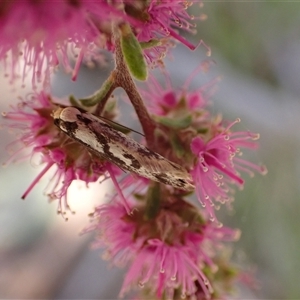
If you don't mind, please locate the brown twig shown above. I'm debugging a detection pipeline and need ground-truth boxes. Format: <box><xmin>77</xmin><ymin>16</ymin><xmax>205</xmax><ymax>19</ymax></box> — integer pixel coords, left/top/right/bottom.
<box><xmin>112</xmin><ymin>25</ymin><xmax>156</xmax><ymax>149</ymax></box>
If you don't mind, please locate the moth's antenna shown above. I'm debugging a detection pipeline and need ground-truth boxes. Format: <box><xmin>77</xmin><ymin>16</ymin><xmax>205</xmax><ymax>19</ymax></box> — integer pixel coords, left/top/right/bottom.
<box><xmin>52</xmin><ymin>103</ymin><xmax>145</xmax><ymax>137</ymax></box>
<box><xmin>100</xmin><ymin>115</ymin><xmax>145</xmax><ymax>137</ymax></box>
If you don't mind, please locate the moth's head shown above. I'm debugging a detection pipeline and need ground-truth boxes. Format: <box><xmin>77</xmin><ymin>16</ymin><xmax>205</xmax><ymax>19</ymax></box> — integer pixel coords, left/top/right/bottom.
<box><xmin>53</xmin><ymin>106</ymin><xmax>64</xmax><ymax>120</ymax></box>
<box><xmin>53</xmin><ymin>106</ymin><xmax>81</xmax><ymax>133</ymax></box>
<box><xmin>53</xmin><ymin>106</ymin><xmax>81</xmax><ymax>122</ymax></box>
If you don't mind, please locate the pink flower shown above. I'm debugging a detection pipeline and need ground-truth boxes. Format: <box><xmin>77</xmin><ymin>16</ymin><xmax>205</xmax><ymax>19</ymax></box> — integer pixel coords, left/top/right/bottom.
<box><xmin>140</xmin><ymin>69</ymin><xmax>265</xmax><ymax>223</ymax></box>
<box><xmin>145</xmin><ymin>0</ymin><xmax>196</xmax><ymax>43</ymax></box>
<box><xmin>84</xmin><ymin>201</ymin><xmax>137</xmax><ymax>266</ymax></box>
<box><xmin>3</xmin><ymin>91</ymin><xmax>114</xmax><ymax>213</ymax></box>
<box><xmin>138</xmin><ymin>68</ymin><xmax>215</xmax><ymax>168</ymax></box>
<box><xmin>132</xmin><ymin>0</ymin><xmax>199</xmax><ymax>65</ymax></box>
<box><xmin>0</xmin><ymin>0</ymin><xmax>201</xmax><ymax>86</ymax></box>
<box><xmin>143</xmin><ymin>77</ymin><xmax>207</xmax><ymax>116</ymax></box>
<box><xmin>86</xmin><ymin>197</ymin><xmax>240</xmax><ymax>299</ymax></box>
<box><xmin>121</xmin><ymin>238</ymin><xmax>212</xmax><ymax>299</ymax></box>
<box><xmin>191</xmin><ymin>119</ymin><xmax>267</xmax><ymax>221</ymax></box>
<box><xmin>0</xmin><ymin>0</ymin><xmax>127</xmax><ymax>86</ymax></box>
<box><xmin>141</xmin><ymin>63</ymin><xmax>215</xmax><ymax>116</ymax></box>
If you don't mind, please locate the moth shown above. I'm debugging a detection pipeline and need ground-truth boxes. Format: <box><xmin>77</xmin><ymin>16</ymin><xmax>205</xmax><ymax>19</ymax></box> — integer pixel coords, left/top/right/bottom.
<box><xmin>53</xmin><ymin>106</ymin><xmax>194</xmax><ymax>191</ymax></box>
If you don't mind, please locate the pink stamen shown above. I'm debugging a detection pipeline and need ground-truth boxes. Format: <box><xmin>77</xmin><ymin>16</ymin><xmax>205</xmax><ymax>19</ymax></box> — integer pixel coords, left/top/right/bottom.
<box><xmin>21</xmin><ymin>162</ymin><xmax>53</xmax><ymax>199</ymax></box>
<box><xmin>72</xmin><ymin>48</ymin><xmax>84</xmax><ymax>81</ymax></box>
<box><xmin>106</xmin><ymin>164</ymin><xmax>131</xmax><ymax>214</ymax></box>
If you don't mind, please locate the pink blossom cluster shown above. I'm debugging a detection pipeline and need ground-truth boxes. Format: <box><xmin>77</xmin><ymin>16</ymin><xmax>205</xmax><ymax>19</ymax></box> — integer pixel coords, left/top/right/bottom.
<box><xmin>141</xmin><ymin>73</ymin><xmax>267</xmax><ymax>222</ymax></box>
<box><xmin>3</xmin><ymin>77</ymin><xmax>265</xmax><ymax>297</ymax></box>
<box><xmin>3</xmin><ymin>92</ymin><xmax>114</xmax><ymax>214</ymax></box>
<box><xmin>0</xmin><ymin>0</ymin><xmax>197</xmax><ymax>86</ymax></box>
<box><xmin>84</xmin><ymin>194</ymin><xmax>240</xmax><ymax>299</ymax></box>
<box><xmin>1</xmin><ymin>1</ymin><xmax>266</xmax><ymax>299</ymax></box>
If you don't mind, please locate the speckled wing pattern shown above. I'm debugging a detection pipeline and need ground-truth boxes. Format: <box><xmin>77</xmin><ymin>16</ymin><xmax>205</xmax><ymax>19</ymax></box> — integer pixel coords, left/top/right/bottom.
<box><xmin>53</xmin><ymin>106</ymin><xmax>194</xmax><ymax>191</ymax></box>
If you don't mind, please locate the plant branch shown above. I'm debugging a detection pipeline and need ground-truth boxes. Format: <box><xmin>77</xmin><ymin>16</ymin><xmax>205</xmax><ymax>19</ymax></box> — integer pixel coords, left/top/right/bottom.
<box><xmin>112</xmin><ymin>24</ymin><xmax>156</xmax><ymax>149</ymax></box>
<box><xmin>79</xmin><ymin>23</ymin><xmax>156</xmax><ymax>148</ymax></box>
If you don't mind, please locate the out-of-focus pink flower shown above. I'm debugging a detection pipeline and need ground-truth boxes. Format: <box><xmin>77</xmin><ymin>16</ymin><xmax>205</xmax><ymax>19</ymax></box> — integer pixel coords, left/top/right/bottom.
<box><xmin>3</xmin><ymin>91</ymin><xmax>114</xmax><ymax>213</ymax></box>
<box><xmin>191</xmin><ymin>118</ymin><xmax>267</xmax><ymax>221</ymax></box>
<box><xmin>0</xmin><ymin>0</ymin><xmax>201</xmax><ymax>86</ymax></box>
<box><xmin>141</xmin><ymin>62</ymin><xmax>215</xmax><ymax>116</ymax></box>
<box><xmin>86</xmin><ymin>198</ymin><xmax>240</xmax><ymax>299</ymax></box>
<box><xmin>141</xmin><ymin>76</ymin><xmax>207</xmax><ymax>116</ymax></box>
<box><xmin>0</xmin><ymin>0</ymin><xmax>126</xmax><ymax>86</ymax></box>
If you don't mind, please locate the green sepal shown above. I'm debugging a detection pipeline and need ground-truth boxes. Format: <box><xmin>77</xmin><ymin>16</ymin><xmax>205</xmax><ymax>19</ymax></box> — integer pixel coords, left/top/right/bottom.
<box><xmin>174</xmin><ymin>189</ymin><xmax>195</xmax><ymax>198</ymax></box>
<box><xmin>140</xmin><ymin>39</ymin><xmax>161</xmax><ymax>49</ymax></box>
<box><xmin>144</xmin><ymin>183</ymin><xmax>161</xmax><ymax>220</ymax></box>
<box><xmin>154</xmin><ymin>114</ymin><xmax>192</xmax><ymax>130</ymax></box>
<box><xmin>79</xmin><ymin>76</ymin><xmax>114</xmax><ymax>107</ymax></box>
<box><xmin>153</xmin><ymin>126</ymin><xmax>168</xmax><ymax>141</ymax></box>
<box><xmin>197</xmin><ymin>127</ymin><xmax>209</xmax><ymax>135</ymax></box>
<box><xmin>103</xmin><ymin>98</ymin><xmax>116</xmax><ymax>113</ymax></box>
<box><xmin>120</xmin><ymin>23</ymin><xmax>147</xmax><ymax>81</ymax></box>
<box><xmin>69</xmin><ymin>95</ymin><xmax>82</xmax><ymax>107</ymax></box>
<box><xmin>170</xmin><ymin>134</ymin><xmax>185</xmax><ymax>159</ymax></box>
<box><xmin>133</xmin><ymin>193</ymin><xmax>146</xmax><ymax>202</ymax></box>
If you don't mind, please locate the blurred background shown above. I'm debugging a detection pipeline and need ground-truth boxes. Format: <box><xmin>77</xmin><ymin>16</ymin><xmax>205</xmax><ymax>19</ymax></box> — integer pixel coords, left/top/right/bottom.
<box><xmin>1</xmin><ymin>2</ymin><xmax>300</xmax><ymax>299</ymax></box>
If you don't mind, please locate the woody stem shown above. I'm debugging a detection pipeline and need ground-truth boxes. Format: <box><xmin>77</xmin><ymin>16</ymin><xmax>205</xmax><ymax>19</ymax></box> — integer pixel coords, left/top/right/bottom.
<box><xmin>112</xmin><ymin>25</ymin><xmax>156</xmax><ymax>149</ymax></box>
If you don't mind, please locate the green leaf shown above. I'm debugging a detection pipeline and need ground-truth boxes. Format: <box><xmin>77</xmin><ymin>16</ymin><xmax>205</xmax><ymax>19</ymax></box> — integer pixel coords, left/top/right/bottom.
<box><xmin>69</xmin><ymin>95</ymin><xmax>81</xmax><ymax>107</ymax></box>
<box><xmin>140</xmin><ymin>39</ymin><xmax>161</xmax><ymax>49</ymax></box>
<box><xmin>79</xmin><ymin>76</ymin><xmax>114</xmax><ymax>107</ymax></box>
<box><xmin>155</xmin><ymin>115</ymin><xmax>192</xmax><ymax>129</ymax></box>
<box><xmin>120</xmin><ymin>23</ymin><xmax>147</xmax><ymax>81</ymax></box>
<box><xmin>170</xmin><ymin>134</ymin><xmax>185</xmax><ymax>159</ymax></box>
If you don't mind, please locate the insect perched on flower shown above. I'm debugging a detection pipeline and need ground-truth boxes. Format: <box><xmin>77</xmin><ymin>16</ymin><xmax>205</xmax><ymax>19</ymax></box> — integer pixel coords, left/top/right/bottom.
<box><xmin>0</xmin><ymin>0</ymin><xmax>267</xmax><ymax>297</ymax></box>
<box><xmin>53</xmin><ymin>106</ymin><xmax>195</xmax><ymax>191</ymax></box>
